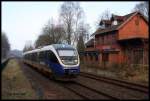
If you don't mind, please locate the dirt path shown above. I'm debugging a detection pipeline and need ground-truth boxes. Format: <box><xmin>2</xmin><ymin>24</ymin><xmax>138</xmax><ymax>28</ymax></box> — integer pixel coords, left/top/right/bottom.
<box><xmin>2</xmin><ymin>59</ymin><xmax>38</xmax><ymax>100</ymax></box>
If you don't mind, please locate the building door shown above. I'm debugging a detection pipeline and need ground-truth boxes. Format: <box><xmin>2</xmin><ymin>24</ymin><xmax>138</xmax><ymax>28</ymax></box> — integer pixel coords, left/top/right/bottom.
<box><xmin>102</xmin><ymin>53</ymin><xmax>109</xmax><ymax>62</ymax></box>
<box><xmin>102</xmin><ymin>53</ymin><xmax>109</xmax><ymax>67</ymax></box>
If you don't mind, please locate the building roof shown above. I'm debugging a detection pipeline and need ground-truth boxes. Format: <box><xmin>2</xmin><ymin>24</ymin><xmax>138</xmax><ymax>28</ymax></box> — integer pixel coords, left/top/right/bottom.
<box><xmin>111</xmin><ymin>14</ymin><xmax>124</xmax><ymax>21</ymax></box>
<box><xmin>85</xmin><ymin>38</ymin><xmax>94</xmax><ymax>47</ymax></box>
<box><xmin>91</xmin><ymin>11</ymin><xmax>148</xmax><ymax>36</ymax></box>
<box><xmin>100</xmin><ymin>20</ymin><xmax>112</xmax><ymax>25</ymax></box>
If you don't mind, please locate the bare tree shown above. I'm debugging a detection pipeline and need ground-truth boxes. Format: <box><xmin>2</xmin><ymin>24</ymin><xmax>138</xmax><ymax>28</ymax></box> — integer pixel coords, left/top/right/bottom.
<box><xmin>76</xmin><ymin>22</ymin><xmax>90</xmax><ymax>53</ymax></box>
<box><xmin>59</xmin><ymin>2</ymin><xmax>74</xmax><ymax>45</ymax></box>
<box><xmin>2</xmin><ymin>32</ymin><xmax>10</xmax><ymax>58</ymax></box>
<box><xmin>77</xmin><ymin>35</ymin><xmax>85</xmax><ymax>53</ymax></box>
<box><xmin>23</xmin><ymin>41</ymin><xmax>34</xmax><ymax>52</ymax></box>
<box><xmin>59</xmin><ymin>2</ymin><xmax>88</xmax><ymax>45</ymax></box>
<box><xmin>100</xmin><ymin>9</ymin><xmax>111</xmax><ymax>20</ymax></box>
<box><xmin>34</xmin><ymin>33</ymin><xmax>51</xmax><ymax>48</ymax></box>
<box><xmin>76</xmin><ymin>22</ymin><xmax>90</xmax><ymax>42</ymax></box>
<box><xmin>35</xmin><ymin>18</ymin><xmax>65</xmax><ymax>48</ymax></box>
<box><xmin>33</xmin><ymin>2</ymin><xmax>89</xmax><ymax>49</ymax></box>
<box><xmin>95</xmin><ymin>9</ymin><xmax>111</xmax><ymax>29</ymax></box>
<box><xmin>133</xmin><ymin>2</ymin><xmax>149</xmax><ymax>18</ymax></box>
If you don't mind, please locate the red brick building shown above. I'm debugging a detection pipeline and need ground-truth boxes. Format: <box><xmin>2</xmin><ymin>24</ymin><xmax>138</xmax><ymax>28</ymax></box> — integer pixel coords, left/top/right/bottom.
<box><xmin>81</xmin><ymin>12</ymin><xmax>149</xmax><ymax>66</ymax></box>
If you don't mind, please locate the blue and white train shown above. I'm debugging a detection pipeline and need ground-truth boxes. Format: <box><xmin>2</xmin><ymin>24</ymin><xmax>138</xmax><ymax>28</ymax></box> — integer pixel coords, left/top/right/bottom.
<box><xmin>23</xmin><ymin>44</ymin><xmax>80</xmax><ymax>80</ymax></box>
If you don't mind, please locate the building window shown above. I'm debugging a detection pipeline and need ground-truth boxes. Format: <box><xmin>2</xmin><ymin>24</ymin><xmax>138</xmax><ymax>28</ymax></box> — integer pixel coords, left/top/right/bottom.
<box><xmin>96</xmin><ymin>38</ymin><xmax>99</xmax><ymax>45</ymax></box>
<box><xmin>108</xmin><ymin>34</ymin><xmax>110</xmax><ymax>44</ymax></box>
<box><xmin>112</xmin><ymin>20</ymin><xmax>118</xmax><ymax>25</ymax></box>
<box><xmin>104</xmin><ymin>36</ymin><xmax>107</xmax><ymax>45</ymax></box>
<box><xmin>89</xmin><ymin>54</ymin><xmax>93</xmax><ymax>61</ymax></box>
<box><xmin>95</xmin><ymin>54</ymin><xmax>99</xmax><ymax>61</ymax></box>
<box><xmin>99</xmin><ymin>37</ymin><xmax>102</xmax><ymax>45</ymax></box>
<box><xmin>102</xmin><ymin>36</ymin><xmax>104</xmax><ymax>45</ymax></box>
<box><xmin>112</xmin><ymin>34</ymin><xmax>116</xmax><ymax>44</ymax></box>
<box><xmin>105</xmin><ymin>35</ymin><xmax>108</xmax><ymax>44</ymax></box>
<box><xmin>84</xmin><ymin>53</ymin><xmax>87</xmax><ymax>61</ymax></box>
<box><xmin>99</xmin><ymin>37</ymin><xmax>101</xmax><ymax>45</ymax></box>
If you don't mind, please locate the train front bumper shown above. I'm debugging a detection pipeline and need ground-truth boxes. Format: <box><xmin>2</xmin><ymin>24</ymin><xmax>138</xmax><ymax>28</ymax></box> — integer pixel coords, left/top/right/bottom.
<box><xmin>64</xmin><ymin>68</ymin><xmax>80</xmax><ymax>75</ymax></box>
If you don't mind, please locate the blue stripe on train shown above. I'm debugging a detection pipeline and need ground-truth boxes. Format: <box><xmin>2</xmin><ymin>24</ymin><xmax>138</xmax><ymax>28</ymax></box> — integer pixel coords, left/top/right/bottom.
<box><xmin>45</xmin><ymin>59</ymin><xmax>80</xmax><ymax>76</ymax></box>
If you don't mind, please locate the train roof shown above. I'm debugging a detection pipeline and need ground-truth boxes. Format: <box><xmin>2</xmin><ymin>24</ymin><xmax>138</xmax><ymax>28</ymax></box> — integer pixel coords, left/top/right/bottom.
<box><xmin>23</xmin><ymin>48</ymin><xmax>40</xmax><ymax>55</ymax></box>
<box><xmin>23</xmin><ymin>44</ymin><xmax>75</xmax><ymax>55</ymax></box>
<box><xmin>53</xmin><ymin>44</ymin><xmax>75</xmax><ymax>50</ymax></box>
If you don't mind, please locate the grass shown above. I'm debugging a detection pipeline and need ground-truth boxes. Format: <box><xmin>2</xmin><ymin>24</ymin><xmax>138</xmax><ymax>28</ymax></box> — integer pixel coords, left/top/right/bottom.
<box><xmin>80</xmin><ymin>62</ymin><xmax>149</xmax><ymax>85</ymax></box>
<box><xmin>2</xmin><ymin>59</ymin><xmax>38</xmax><ymax>100</ymax></box>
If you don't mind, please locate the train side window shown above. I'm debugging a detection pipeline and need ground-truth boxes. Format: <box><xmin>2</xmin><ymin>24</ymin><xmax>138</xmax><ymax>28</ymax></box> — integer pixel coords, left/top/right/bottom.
<box><xmin>39</xmin><ymin>51</ymin><xmax>45</xmax><ymax>62</ymax></box>
<box><xmin>45</xmin><ymin>51</ymin><xmax>49</xmax><ymax>60</ymax></box>
<box><xmin>33</xmin><ymin>53</ymin><xmax>34</xmax><ymax>61</ymax></box>
<box><xmin>31</xmin><ymin>53</ymin><xmax>33</xmax><ymax>61</ymax></box>
<box><xmin>47</xmin><ymin>51</ymin><xmax>58</xmax><ymax>63</ymax></box>
<box><xmin>25</xmin><ymin>55</ymin><xmax>27</xmax><ymax>59</ymax></box>
<box><xmin>30</xmin><ymin>53</ymin><xmax>32</xmax><ymax>61</ymax></box>
<box><xmin>28</xmin><ymin>54</ymin><xmax>30</xmax><ymax>60</ymax></box>
<box><xmin>42</xmin><ymin>51</ymin><xmax>45</xmax><ymax>61</ymax></box>
<box><xmin>37</xmin><ymin>52</ymin><xmax>40</xmax><ymax>62</ymax></box>
<box><xmin>39</xmin><ymin>52</ymin><xmax>43</xmax><ymax>61</ymax></box>
<box><xmin>30</xmin><ymin>54</ymin><xmax>32</xmax><ymax>60</ymax></box>
<box><xmin>43</xmin><ymin>51</ymin><xmax>46</xmax><ymax>59</ymax></box>
<box><xmin>27</xmin><ymin>54</ymin><xmax>29</xmax><ymax>60</ymax></box>
<box><xmin>95</xmin><ymin>54</ymin><xmax>99</xmax><ymax>61</ymax></box>
<box><xmin>40</xmin><ymin>52</ymin><xmax>43</xmax><ymax>61</ymax></box>
<box><xmin>35</xmin><ymin>53</ymin><xmax>37</xmax><ymax>62</ymax></box>
<box><xmin>33</xmin><ymin>53</ymin><xmax>36</xmax><ymax>61</ymax></box>
<box><xmin>32</xmin><ymin>53</ymin><xmax>34</xmax><ymax>61</ymax></box>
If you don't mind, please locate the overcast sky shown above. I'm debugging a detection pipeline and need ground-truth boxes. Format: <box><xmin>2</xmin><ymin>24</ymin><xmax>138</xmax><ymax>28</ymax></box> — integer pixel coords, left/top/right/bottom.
<box><xmin>2</xmin><ymin>1</ymin><xmax>141</xmax><ymax>51</ymax></box>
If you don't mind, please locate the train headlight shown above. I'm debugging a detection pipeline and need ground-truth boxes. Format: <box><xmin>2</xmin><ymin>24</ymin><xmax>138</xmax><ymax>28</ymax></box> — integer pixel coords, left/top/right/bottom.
<box><xmin>61</xmin><ymin>59</ymin><xmax>78</xmax><ymax>65</ymax></box>
<box><xmin>74</xmin><ymin>60</ymin><xmax>78</xmax><ymax>63</ymax></box>
<box><xmin>61</xmin><ymin>60</ymin><xmax>67</xmax><ymax>64</ymax></box>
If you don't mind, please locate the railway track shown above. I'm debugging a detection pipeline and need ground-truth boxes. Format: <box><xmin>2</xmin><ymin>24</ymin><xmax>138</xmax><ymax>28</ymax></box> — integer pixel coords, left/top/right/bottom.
<box><xmin>22</xmin><ymin>61</ymin><xmax>119</xmax><ymax>99</ymax></box>
<box><xmin>80</xmin><ymin>72</ymin><xmax>149</xmax><ymax>93</ymax></box>
<box><xmin>23</xmin><ymin>61</ymin><xmax>117</xmax><ymax>99</ymax></box>
<box><xmin>78</xmin><ymin>72</ymin><xmax>149</xmax><ymax>99</ymax></box>
<box><xmin>21</xmin><ymin>60</ymin><xmax>149</xmax><ymax>99</ymax></box>
<box><xmin>58</xmin><ymin>81</ymin><xmax>119</xmax><ymax>100</ymax></box>
<box><xmin>20</xmin><ymin>61</ymin><xmax>83</xmax><ymax>99</ymax></box>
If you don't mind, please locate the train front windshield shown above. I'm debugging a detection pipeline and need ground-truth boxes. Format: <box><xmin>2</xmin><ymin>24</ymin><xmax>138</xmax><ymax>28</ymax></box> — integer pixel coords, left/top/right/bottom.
<box><xmin>57</xmin><ymin>49</ymin><xmax>78</xmax><ymax>65</ymax></box>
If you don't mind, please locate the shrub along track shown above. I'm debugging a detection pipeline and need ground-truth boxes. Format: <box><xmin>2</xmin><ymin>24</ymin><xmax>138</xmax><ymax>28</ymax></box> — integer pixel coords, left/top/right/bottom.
<box><xmin>80</xmin><ymin>72</ymin><xmax>148</xmax><ymax>93</ymax></box>
<box><xmin>20</xmin><ymin>59</ymin><xmax>149</xmax><ymax>100</ymax></box>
